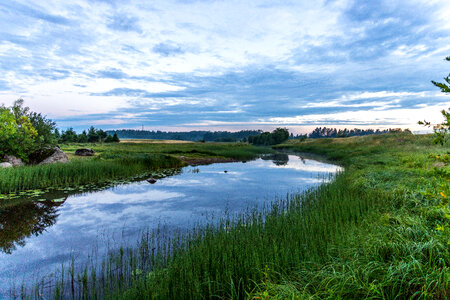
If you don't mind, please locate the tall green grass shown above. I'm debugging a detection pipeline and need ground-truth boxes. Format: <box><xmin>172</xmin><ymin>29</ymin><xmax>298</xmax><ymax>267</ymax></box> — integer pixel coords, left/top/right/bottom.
<box><xmin>0</xmin><ymin>142</ymin><xmax>269</xmax><ymax>194</ymax></box>
<box><xmin>11</xmin><ymin>134</ymin><xmax>450</xmax><ymax>299</ymax></box>
<box><xmin>0</xmin><ymin>154</ymin><xmax>183</xmax><ymax>194</ymax></box>
<box><xmin>61</xmin><ymin>141</ymin><xmax>270</xmax><ymax>161</ymax></box>
<box><xmin>20</xmin><ymin>173</ymin><xmax>380</xmax><ymax>299</ymax></box>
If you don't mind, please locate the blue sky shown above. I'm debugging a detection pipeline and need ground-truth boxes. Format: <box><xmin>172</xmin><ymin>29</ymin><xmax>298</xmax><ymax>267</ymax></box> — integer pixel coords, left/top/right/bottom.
<box><xmin>0</xmin><ymin>0</ymin><xmax>449</xmax><ymax>133</ymax></box>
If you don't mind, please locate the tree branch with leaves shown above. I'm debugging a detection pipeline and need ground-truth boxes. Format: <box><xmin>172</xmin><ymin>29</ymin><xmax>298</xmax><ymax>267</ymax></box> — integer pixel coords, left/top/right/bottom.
<box><xmin>418</xmin><ymin>56</ymin><xmax>450</xmax><ymax>145</ymax></box>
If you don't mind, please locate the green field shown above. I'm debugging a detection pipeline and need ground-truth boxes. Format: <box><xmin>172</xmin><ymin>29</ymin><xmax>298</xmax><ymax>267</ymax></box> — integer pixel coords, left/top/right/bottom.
<box><xmin>0</xmin><ymin>142</ymin><xmax>269</xmax><ymax>195</ymax></box>
<box><xmin>25</xmin><ymin>133</ymin><xmax>449</xmax><ymax>299</ymax></box>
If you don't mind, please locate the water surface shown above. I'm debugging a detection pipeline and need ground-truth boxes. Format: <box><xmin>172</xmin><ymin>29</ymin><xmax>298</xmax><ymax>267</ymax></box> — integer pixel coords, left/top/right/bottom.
<box><xmin>0</xmin><ymin>155</ymin><xmax>340</xmax><ymax>294</ymax></box>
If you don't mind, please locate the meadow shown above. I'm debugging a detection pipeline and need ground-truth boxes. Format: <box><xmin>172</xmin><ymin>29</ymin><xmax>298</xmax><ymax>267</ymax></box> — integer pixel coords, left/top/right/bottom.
<box><xmin>21</xmin><ymin>133</ymin><xmax>449</xmax><ymax>299</ymax></box>
<box><xmin>0</xmin><ymin>142</ymin><xmax>269</xmax><ymax>195</ymax></box>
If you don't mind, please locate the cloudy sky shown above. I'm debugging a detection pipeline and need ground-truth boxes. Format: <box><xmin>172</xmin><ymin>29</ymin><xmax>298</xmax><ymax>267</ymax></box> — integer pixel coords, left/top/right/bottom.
<box><xmin>0</xmin><ymin>0</ymin><xmax>449</xmax><ymax>133</ymax></box>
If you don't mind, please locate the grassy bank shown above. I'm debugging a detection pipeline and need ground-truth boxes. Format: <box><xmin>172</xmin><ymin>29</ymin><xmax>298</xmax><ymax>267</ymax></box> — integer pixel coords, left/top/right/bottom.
<box><xmin>254</xmin><ymin>133</ymin><xmax>449</xmax><ymax>299</ymax></box>
<box><xmin>59</xmin><ymin>141</ymin><xmax>269</xmax><ymax>161</ymax></box>
<box><xmin>0</xmin><ymin>142</ymin><xmax>268</xmax><ymax>195</ymax></box>
<box><xmin>20</xmin><ymin>133</ymin><xmax>450</xmax><ymax>298</ymax></box>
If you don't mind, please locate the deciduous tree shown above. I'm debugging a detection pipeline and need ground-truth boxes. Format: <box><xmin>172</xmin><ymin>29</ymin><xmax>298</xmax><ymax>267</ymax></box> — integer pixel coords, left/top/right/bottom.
<box><xmin>0</xmin><ymin>107</ymin><xmax>38</xmax><ymax>160</ymax></box>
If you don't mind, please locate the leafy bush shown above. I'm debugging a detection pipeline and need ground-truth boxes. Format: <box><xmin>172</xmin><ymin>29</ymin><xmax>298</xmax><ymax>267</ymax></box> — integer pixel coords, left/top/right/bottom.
<box><xmin>0</xmin><ymin>108</ymin><xmax>37</xmax><ymax>160</ymax></box>
<box><xmin>0</xmin><ymin>99</ymin><xmax>57</xmax><ymax>161</ymax></box>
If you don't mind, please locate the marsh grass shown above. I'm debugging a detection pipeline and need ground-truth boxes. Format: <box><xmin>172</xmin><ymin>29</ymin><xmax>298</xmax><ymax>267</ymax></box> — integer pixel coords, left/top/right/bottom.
<box><xmin>248</xmin><ymin>133</ymin><xmax>450</xmax><ymax>299</ymax></box>
<box><xmin>60</xmin><ymin>141</ymin><xmax>269</xmax><ymax>161</ymax></box>
<box><xmin>18</xmin><ymin>173</ymin><xmax>372</xmax><ymax>299</ymax></box>
<box><xmin>10</xmin><ymin>134</ymin><xmax>450</xmax><ymax>299</ymax></box>
<box><xmin>0</xmin><ymin>154</ymin><xmax>183</xmax><ymax>194</ymax></box>
<box><xmin>0</xmin><ymin>142</ymin><xmax>268</xmax><ymax>194</ymax></box>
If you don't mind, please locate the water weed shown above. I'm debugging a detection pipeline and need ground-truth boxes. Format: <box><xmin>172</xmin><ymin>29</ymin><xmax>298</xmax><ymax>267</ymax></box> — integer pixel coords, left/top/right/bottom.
<box><xmin>0</xmin><ymin>142</ymin><xmax>268</xmax><ymax>195</ymax></box>
<box><xmin>11</xmin><ymin>134</ymin><xmax>450</xmax><ymax>299</ymax></box>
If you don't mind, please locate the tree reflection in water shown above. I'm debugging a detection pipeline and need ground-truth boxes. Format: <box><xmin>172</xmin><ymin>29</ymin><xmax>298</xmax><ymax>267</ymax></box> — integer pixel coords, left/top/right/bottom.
<box><xmin>0</xmin><ymin>198</ymin><xmax>66</xmax><ymax>254</ymax></box>
<box><xmin>261</xmin><ymin>153</ymin><xmax>290</xmax><ymax>166</ymax></box>
<box><xmin>0</xmin><ymin>169</ymin><xmax>181</xmax><ymax>255</ymax></box>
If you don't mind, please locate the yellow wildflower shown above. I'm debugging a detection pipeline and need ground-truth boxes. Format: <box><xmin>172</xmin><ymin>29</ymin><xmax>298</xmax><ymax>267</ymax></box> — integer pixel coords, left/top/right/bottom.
<box><xmin>435</xmin><ymin>224</ymin><xmax>445</xmax><ymax>231</ymax></box>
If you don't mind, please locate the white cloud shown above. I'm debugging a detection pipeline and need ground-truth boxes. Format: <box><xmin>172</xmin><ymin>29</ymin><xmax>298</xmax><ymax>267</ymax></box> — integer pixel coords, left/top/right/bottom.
<box><xmin>0</xmin><ymin>0</ymin><xmax>449</xmax><ymax>129</ymax></box>
<box><xmin>340</xmin><ymin>91</ymin><xmax>428</xmax><ymax>101</ymax></box>
<box><xmin>266</xmin><ymin>103</ymin><xmax>449</xmax><ymax>129</ymax></box>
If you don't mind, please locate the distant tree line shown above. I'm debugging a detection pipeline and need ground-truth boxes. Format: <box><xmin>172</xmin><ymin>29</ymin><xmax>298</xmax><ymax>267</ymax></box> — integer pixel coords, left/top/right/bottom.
<box><xmin>289</xmin><ymin>133</ymin><xmax>308</xmax><ymax>141</ymax></box>
<box><xmin>307</xmin><ymin>127</ymin><xmax>411</xmax><ymax>138</ymax></box>
<box><xmin>57</xmin><ymin>126</ymin><xmax>120</xmax><ymax>143</ymax></box>
<box><xmin>107</xmin><ymin>129</ymin><xmax>263</xmax><ymax>142</ymax></box>
<box><xmin>107</xmin><ymin>127</ymin><xmax>411</xmax><ymax>145</ymax></box>
<box><xmin>247</xmin><ymin>128</ymin><xmax>290</xmax><ymax>145</ymax></box>
<box><xmin>246</xmin><ymin>127</ymin><xmax>412</xmax><ymax>146</ymax></box>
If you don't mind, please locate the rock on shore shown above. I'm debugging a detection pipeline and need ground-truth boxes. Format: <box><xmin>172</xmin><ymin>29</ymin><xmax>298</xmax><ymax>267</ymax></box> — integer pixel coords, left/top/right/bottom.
<box><xmin>4</xmin><ymin>155</ymin><xmax>24</xmax><ymax>167</ymax></box>
<box><xmin>39</xmin><ymin>147</ymin><xmax>69</xmax><ymax>165</ymax></box>
<box><xmin>75</xmin><ymin>148</ymin><xmax>95</xmax><ymax>156</ymax></box>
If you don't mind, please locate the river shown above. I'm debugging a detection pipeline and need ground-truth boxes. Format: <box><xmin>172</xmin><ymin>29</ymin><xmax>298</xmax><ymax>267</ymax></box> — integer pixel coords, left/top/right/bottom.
<box><xmin>0</xmin><ymin>154</ymin><xmax>341</xmax><ymax>296</ymax></box>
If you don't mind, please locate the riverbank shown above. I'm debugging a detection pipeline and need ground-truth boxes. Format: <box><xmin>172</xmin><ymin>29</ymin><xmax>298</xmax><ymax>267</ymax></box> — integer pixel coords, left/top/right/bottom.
<box><xmin>119</xmin><ymin>133</ymin><xmax>448</xmax><ymax>299</ymax></box>
<box><xmin>0</xmin><ymin>142</ymin><xmax>269</xmax><ymax>195</ymax></box>
<box><xmin>16</xmin><ymin>133</ymin><xmax>450</xmax><ymax>298</ymax></box>
<box><xmin>258</xmin><ymin>133</ymin><xmax>449</xmax><ymax>299</ymax></box>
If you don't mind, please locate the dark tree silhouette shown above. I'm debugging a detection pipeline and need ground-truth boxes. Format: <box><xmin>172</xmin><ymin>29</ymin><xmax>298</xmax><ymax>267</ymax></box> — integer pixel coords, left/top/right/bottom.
<box><xmin>248</xmin><ymin>128</ymin><xmax>289</xmax><ymax>145</ymax></box>
<box><xmin>0</xmin><ymin>199</ymin><xmax>66</xmax><ymax>254</ymax></box>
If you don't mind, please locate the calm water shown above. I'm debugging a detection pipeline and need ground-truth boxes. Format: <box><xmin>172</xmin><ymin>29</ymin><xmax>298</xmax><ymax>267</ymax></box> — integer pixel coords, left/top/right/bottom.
<box><xmin>0</xmin><ymin>154</ymin><xmax>340</xmax><ymax>295</ymax></box>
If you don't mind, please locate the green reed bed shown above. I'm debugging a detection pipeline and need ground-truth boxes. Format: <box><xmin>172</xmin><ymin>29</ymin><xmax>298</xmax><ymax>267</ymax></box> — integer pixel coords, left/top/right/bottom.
<box><xmin>0</xmin><ymin>154</ymin><xmax>183</xmax><ymax>194</ymax></box>
<box><xmin>13</xmin><ymin>134</ymin><xmax>450</xmax><ymax>299</ymax></box>
<box><xmin>22</xmin><ymin>173</ymin><xmax>377</xmax><ymax>299</ymax></box>
<box><xmin>249</xmin><ymin>133</ymin><xmax>450</xmax><ymax>299</ymax></box>
<box><xmin>61</xmin><ymin>141</ymin><xmax>270</xmax><ymax>161</ymax></box>
<box><xmin>0</xmin><ymin>142</ymin><xmax>268</xmax><ymax>195</ymax></box>
<box><xmin>116</xmin><ymin>135</ymin><xmax>449</xmax><ymax>299</ymax></box>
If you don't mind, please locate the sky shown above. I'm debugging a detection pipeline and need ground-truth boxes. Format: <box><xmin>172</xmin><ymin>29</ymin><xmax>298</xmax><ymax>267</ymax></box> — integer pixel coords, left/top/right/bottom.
<box><xmin>0</xmin><ymin>0</ymin><xmax>449</xmax><ymax>133</ymax></box>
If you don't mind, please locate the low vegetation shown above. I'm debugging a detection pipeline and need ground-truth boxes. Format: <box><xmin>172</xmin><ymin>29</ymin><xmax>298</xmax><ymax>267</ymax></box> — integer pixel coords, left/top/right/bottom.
<box><xmin>0</xmin><ymin>142</ymin><xmax>269</xmax><ymax>195</ymax></box>
<box><xmin>59</xmin><ymin>141</ymin><xmax>269</xmax><ymax>161</ymax></box>
<box><xmin>7</xmin><ymin>57</ymin><xmax>450</xmax><ymax>298</ymax></box>
<box><xmin>22</xmin><ymin>133</ymin><xmax>449</xmax><ymax>299</ymax></box>
<box><xmin>0</xmin><ymin>154</ymin><xmax>182</xmax><ymax>195</ymax></box>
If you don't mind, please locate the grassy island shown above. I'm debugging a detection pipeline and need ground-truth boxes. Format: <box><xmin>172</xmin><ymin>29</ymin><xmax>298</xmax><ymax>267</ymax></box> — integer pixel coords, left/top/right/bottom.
<box><xmin>0</xmin><ymin>142</ymin><xmax>269</xmax><ymax>196</ymax></box>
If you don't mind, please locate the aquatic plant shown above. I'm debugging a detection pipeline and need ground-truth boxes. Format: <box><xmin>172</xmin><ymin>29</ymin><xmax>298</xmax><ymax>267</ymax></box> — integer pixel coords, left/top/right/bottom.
<box><xmin>11</xmin><ymin>134</ymin><xmax>450</xmax><ymax>299</ymax></box>
<box><xmin>0</xmin><ymin>154</ymin><xmax>183</xmax><ymax>194</ymax></box>
<box><xmin>0</xmin><ymin>142</ymin><xmax>268</xmax><ymax>194</ymax></box>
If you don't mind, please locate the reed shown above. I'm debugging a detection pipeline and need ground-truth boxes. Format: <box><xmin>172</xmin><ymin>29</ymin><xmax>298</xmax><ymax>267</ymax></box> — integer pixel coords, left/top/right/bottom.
<box><xmin>12</xmin><ymin>134</ymin><xmax>450</xmax><ymax>299</ymax></box>
<box><xmin>0</xmin><ymin>154</ymin><xmax>183</xmax><ymax>194</ymax></box>
<box><xmin>0</xmin><ymin>142</ymin><xmax>268</xmax><ymax>194</ymax></box>
<box><xmin>21</xmin><ymin>173</ymin><xmax>372</xmax><ymax>299</ymax></box>
<box><xmin>60</xmin><ymin>141</ymin><xmax>269</xmax><ymax>161</ymax></box>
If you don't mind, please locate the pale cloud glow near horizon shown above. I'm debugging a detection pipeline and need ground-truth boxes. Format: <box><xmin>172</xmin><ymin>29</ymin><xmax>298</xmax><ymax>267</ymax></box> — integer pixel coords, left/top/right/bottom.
<box><xmin>0</xmin><ymin>0</ymin><xmax>449</xmax><ymax>133</ymax></box>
